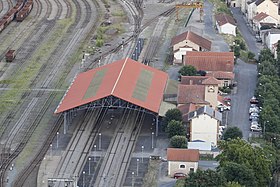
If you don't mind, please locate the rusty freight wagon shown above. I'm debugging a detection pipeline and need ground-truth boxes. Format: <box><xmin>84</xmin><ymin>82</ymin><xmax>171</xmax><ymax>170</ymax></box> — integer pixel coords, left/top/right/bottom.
<box><xmin>16</xmin><ymin>0</ymin><xmax>33</xmax><ymax>22</ymax></box>
<box><xmin>5</xmin><ymin>50</ymin><xmax>16</xmax><ymax>62</ymax></box>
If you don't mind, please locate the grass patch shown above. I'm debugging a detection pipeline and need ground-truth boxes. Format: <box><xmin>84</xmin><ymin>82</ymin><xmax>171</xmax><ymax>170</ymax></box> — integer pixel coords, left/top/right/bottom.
<box><xmin>111</xmin><ymin>10</ymin><xmax>125</xmax><ymax>17</ymax></box>
<box><xmin>0</xmin><ymin>18</ymin><xmax>74</xmax><ymax>114</ymax></box>
<box><xmin>142</xmin><ymin>160</ymin><xmax>161</xmax><ymax>187</ymax></box>
<box><xmin>175</xmin><ymin>179</ymin><xmax>185</xmax><ymax>187</ymax></box>
<box><xmin>209</xmin><ymin>0</ymin><xmax>231</xmax><ymax>14</ymax></box>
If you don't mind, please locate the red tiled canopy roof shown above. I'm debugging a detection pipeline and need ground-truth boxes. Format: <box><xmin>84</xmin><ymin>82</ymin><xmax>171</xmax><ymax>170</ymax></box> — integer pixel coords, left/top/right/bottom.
<box><xmin>177</xmin><ymin>84</ymin><xmax>208</xmax><ymax>104</ymax></box>
<box><xmin>171</xmin><ymin>31</ymin><xmax>212</xmax><ymax>51</ymax></box>
<box><xmin>185</xmin><ymin>51</ymin><xmax>234</xmax><ymax>72</ymax></box>
<box><xmin>167</xmin><ymin>148</ymin><xmax>199</xmax><ymax>162</ymax></box>
<box><xmin>55</xmin><ymin>58</ymin><xmax>168</xmax><ymax>114</ymax></box>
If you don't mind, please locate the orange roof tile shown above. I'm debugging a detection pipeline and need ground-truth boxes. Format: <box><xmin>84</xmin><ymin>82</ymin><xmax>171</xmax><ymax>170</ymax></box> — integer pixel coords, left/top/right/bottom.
<box><xmin>253</xmin><ymin>12</ymin><xmax>269</xmax><ymax>22</ymax></box>
<box><xmin>180</xmin><ymin>76</ymin><xmax>209</xmax><ymax>85</ymax></box>
<box><xmin>167</xmin><ymin>148</ymin><xmax>199</xmax><ymax>162</ymax></box>
<box><xmin>171</xmin><ymin>31</ymin><xmax>211</xmax><ymax>51</ymax></box>
<box><xmin>206</xmin><ymin>71</ymin><xmax>235</xmax><ymax>79</ymax></box>
<box><xmin>177</xmin><ymin>85</ymin><xmax>208</xmax><ymax>104</ymax></box>
<box><xmin>202</xmin><ymin>77</ymin><xmax>221</xmax><ymax>85</ymax></box>
<box><xmin>185</xmin><ymin>51</ymin><xmax>234</xmax><ymax>72</ymax></box>
<box><xmin>215</xmin><ymin>13</ymin><xmax>236</xmax><ymax>26</ymax></box>
<box><xmin>55</xmin><ymin>58</ymin><xmax>168</xmax><ymax>114</ymax></box>
<box><xmin>178</xmin><ymin>103</ymin><xmax>197</xmax><ymax>122</ymax></box>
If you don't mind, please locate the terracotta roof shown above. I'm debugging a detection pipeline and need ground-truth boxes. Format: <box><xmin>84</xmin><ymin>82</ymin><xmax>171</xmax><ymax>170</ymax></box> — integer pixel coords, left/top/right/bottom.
<box><xmin>178</xmin><ymin>103</ymin><xmax>197</xmax><ymax>122</ymax></box>
<box><xmin>177</xmin><ymin>85</ymin><xmax>208</xmax><ymax>104</ymax></box>
<box><xmin>253</xmin><ymin>12</ymin><xmax>269</xmax><ymax>22</ymax></box>
<box><xmin>201</xmin><ymin>77</ymin><xmax>221</xmax><ymax>85</ymax></box>
<box><xmin>167</xmin><ymin>148</ymin><xmax>199</xmax><ymax>162</ymax></box>
<box><xmin>206</xmin><ymin>71</ymin><xmax>235</xmax><ymax>79</ymax></box>
<box><xmin>55</xmin><ymin>58</ymin><xmax>168</xmax><ymax>114</ymax></box>
<box><xmin>184</xmin><ymin>51</ymin><xmax>234</xmax><ymax>72</ymax></box>
<box><xmin>215</xmin><ymin>13</ymin><xmax>236</xmax><ymax>26</ymax></box>
<box><xmin>171</xmin><ymin>31</ymin><xmax>211</xmax><ymax>51</ymax></box>
<box><xmin>180</xmin><ymin>76</ymin><xmax>209</xmax><ymax>85</ymax></box>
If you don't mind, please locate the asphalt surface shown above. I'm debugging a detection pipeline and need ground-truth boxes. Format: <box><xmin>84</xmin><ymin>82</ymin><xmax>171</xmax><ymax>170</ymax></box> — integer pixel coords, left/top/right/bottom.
<box><xmin>228</xmin><ymin>8</ymin><xmax>262</xmax><ymax>140</ymax></box>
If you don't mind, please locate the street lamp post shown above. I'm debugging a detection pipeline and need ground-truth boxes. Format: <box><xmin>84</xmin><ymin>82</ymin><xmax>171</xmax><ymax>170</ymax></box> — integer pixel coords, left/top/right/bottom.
<box><xmin>264</xmin><ymin>121</ymin><xmax>269</xmax><ymax>135</ymax></box>
<box><xmin>88</xmin><ymin>157</ymin><xmax>91</xmax><ymax>175</ymax></box>
<box><xmin>151</xmin><ymin>132</ymin><xmax>154</xmax><ymax>149</ymax></box>
<box><xmin>99</xmin><ymin>133</ymin><xmax>102</xmax><ymax>151</ymax></box>
<box><xmin>132</xmin><ymin>172</ymin><xmax>135</xmax><ymax>187</ymax></box>
<box><xmin>82</xmin><ymin>171</ymin><xmax>86</xmax><ymax>187</ymax></box>
<box><xmin>56</xmin><ymin>132</ymin><xmax>59</xmax><ymax>149</ymax></box>
<box><xmin>94</xmin><ymin>145</ymin><xmax>97</xmax><ymax>162</ymax></box>
<box><xmin>141</xmin><ymin>146</ymin><xmax>144</xmax><ymax>163</ymax></box>
<box><xmin>136</xmin><ymin>159</ymin><xmax>139</xmax><ymax>176</ymax></box>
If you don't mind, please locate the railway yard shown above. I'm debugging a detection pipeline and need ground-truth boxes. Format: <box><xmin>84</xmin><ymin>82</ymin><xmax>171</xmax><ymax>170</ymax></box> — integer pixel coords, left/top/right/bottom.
<box><xmin>0</xmin><ymin>0</ymin><xmax>196</xmax><ymax>186</ymax></box>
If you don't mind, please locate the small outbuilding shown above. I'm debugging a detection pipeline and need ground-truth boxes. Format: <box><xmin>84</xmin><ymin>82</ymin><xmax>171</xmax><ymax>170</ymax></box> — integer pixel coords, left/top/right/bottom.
<box><xmin>167</xmin><ymin>148</ymin><xmax>199</xmax><ymax>177</ymax></box>
<box><xmin>215</xmin><ymin>13</ymin><xmax>237</xmax><ymax>36</ymax></box>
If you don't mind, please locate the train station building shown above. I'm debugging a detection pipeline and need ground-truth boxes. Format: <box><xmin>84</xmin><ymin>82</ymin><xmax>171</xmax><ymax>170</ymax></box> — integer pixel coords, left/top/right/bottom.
<box><xmin>55</xmin><ymin>58</ymin><xmax>176</xmax><ymax>135</ymax></box>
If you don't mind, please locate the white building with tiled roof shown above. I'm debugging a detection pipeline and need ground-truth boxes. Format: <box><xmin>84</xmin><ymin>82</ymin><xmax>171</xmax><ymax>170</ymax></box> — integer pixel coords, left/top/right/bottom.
<box><xmin>215</xmin><ymin>13</ymin><xmax>237</xmax><ymax>36</ymax></box>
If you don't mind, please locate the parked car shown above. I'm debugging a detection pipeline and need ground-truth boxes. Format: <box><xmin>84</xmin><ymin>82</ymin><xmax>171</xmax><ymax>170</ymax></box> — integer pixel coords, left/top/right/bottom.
<box><xmin>250</xmin><ymin>112</ymin><xmax>259</xmax><ymax>118</ymax></box>
<box><xmin>251</xmin><ymin>121</ymin><xmax>259</xmax><ymax>126</ymax></box>
<box><xmin>223</xmin><ymin>97</ymin><xmax>231</xmax><ymax>102</ymax></box>
<box><xmin>217</xmin><ymin>104</ymin><xmax>231</xmax><ymax>111</ymax></box>
<box><xmin>249</xmin><ymin>116</ymin><xmax>259</xmax><ymax>121</ymax></box>
<box><xmin>249</xmin><ymin>107</ymin><xmax>259</xmax><ymax>114</ymax></box>
<box><xmin>250</xmin><ymin>96</ymin><xmax>259</xmax><ymax>104</ymax></box>
<box><xmin>174</xmin><ymin>172</ymin><xmax>187</xmax><ymax>179</ymax></box>
<box><xmin>251</xmin><ymin>125</ymin><xmax>262</xmax><ymax>132</ymax></box>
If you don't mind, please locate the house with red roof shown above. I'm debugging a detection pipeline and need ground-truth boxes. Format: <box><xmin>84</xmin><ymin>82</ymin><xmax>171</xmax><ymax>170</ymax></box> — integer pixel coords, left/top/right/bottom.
<box><xmin>171</xmin><ymin>31</ymin><xmax>212</xmax><ymax>64</ymax></box>
<box><xmin>167</xmin><ymin>148</ymin><xmax>199</xmax><ymax>177</ymax></box>
<box><xmin>252</xmin><ymin>12</ymin><xmax>277</xmax><ymax>31</ymax></box>
<box><xmin>215</xmin><ymin>13</ymin><xmax>237</xmax><ymax>36</ymax></box>
<box><xmin>184</xmin><ymin>51</ymin><xmax>235</xmax><ymax>87</ymax></box>
<box><xmin>177</xmin><ymin>76</ymin><xmax>221</xmax><ymax>118</ymax></box>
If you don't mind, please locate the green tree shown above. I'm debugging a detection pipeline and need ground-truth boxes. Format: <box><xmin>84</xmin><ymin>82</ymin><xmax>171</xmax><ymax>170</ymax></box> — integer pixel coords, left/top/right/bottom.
<box><xmin>170</xmin><ymin>135</ymin><xmax>187</xmax><ymax>148</ymax></box>
<box><xmin>225</xmin><ymin>181</ymin><xmax>244</xmax><ymax>187</ymax></box>
<box><xmin>220</xmin><ymin>162</ymin><xmax>256</xmax><ymax>186</ymax></box>
<box><xmin>163</xmin><ymin>108</ymin><xmax>183</xmax><ymax>132</ymax></box>
<box><xmin>185</xmin><ymin>169</ymin><xmax>226</xmax><ymax>187</ymax></box>
<box><xmin>178</xmin><ymin>65</ymin><xmax>197</xmax><ymax>76</ymax></box>
<box><xmin>276</xmin><ymin>40</ymin><xmax>280</xmax><ymax>76</ymax></box>
<box><xmin>167</xmin><ymin>120</ymin><xmax>185</xmax><ymax>138</ymax></box>
<box><xmin>223</xmin><ymin>127</ymin><xmax>243</xmax><ymax>140</ymax></box>
<box><xmin>247</xmin><ymin>51</ymin><xmax>255</xmax><ymax>60</ymax></box>
<box><xmin>233</xmin><ymin>45</ymin><xmax>240</xmax><ymax>58</ymax></box>
<box><xmin>217</xmin><ymin>139</ymin><xmax>272</xmax><ymax>186</ymax></box>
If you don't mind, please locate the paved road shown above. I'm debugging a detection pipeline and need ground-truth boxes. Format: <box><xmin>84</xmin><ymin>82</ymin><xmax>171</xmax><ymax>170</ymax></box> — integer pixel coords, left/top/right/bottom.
<box><xmin>228</xmin><ymin>8</ymin><xmax>262</xmax><ymax>140</ymax></box>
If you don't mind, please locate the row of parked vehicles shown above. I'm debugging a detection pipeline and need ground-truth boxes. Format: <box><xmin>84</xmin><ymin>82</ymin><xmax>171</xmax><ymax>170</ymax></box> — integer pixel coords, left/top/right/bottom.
<box><xmin>249</xmin><ymin>96</ymin><xmax>262</xmax><ymax>132</ymax></box>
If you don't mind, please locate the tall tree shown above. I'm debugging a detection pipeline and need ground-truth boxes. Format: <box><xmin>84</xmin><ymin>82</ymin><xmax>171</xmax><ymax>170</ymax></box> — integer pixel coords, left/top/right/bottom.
<box><xmin>163</xmin><ymin>108</ymin><xmax>183</xmax><ymax>131</ymax></box>
<box><xmin>217</xmin><ymin>139</ymin><xmax>271</xmax><ymax>186</ymax></box>
<box><xmin>167</xmin><ymin>120</ymin><xmax>185</xmax><ymax>138</ymax></box>
<box><xmin>185</xmin><ymin>169</ymin><xmax>226</xmax><ymax>187</ymax></box>
<box><xmin>276</xmin><ymin>40</ymin><xmax>280</xmax><ymax>76</ymax></box>
<box><xmin>170</xmin><ymin>135</ymin><xmax>187</xmax><ymax>148</ymax></box>
<box><xmin>178</xmin><ymin>65</ymin><xmax>197</xmax><ymax>76</ymax></box>
<box><xmin>220</xmin><ymin>162</ymin><xmax>256</xmax><ymax>186</ymax></box>
<box><xmin>223</xmin><ymin>127</ymin><xmax>243</xmax><ymax>140</ymax></box>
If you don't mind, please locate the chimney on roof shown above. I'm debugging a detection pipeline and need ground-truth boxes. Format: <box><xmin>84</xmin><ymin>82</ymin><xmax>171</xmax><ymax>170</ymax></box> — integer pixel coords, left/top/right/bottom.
<box><xmin>190</xmin><ymin>80</ymin><xmax>193</xmax><ymax>85</ymax></box>
<box><xmin>194</xmin><ymin>111</ymin><xmax>197</xmax><ymax>117</ymax></box>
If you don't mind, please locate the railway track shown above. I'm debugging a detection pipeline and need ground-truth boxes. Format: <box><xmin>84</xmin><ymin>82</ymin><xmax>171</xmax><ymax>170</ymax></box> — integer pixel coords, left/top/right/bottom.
<box><xmin>52</xmin><ymin>108</ymin><xmax>107</xmax><ymax>187</ymax></box>
<box><xmin>93</xmin><ymin>109</ymin><xmax>145</xmax><ymax>187</ymax></box>
<box><xmin>86</xmin><ymin>7</ymin><xmax>175</xmax><ymax>69</ymax></box>
<box><xmin>0</xmin><ymin>0</ymin><xmax>101</xmax><ymax>185</ymax></box>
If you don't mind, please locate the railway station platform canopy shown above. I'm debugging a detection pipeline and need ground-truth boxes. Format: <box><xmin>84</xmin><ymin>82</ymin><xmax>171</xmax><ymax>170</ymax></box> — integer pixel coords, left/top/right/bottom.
<box><xmin>55</xmin><ymin>58</ymin><xmax>171</xmax><ymax>118</ymax></box>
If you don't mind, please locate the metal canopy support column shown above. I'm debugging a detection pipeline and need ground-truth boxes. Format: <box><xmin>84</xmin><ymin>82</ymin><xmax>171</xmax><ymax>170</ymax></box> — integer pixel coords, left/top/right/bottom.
<box><xmin>64</xmin><ymin>112</ymin><xmax>67</xmax><ymax>134</ymax></box>
<box><xmin>156</xmin><ymin>115</ymin><xmax>159</xmax><ymax>137</ymax></box>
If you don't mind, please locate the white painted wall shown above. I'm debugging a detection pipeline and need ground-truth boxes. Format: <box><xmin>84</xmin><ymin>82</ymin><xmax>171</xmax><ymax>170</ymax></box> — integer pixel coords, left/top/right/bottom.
<box><xmin>168</xmin><ymin>161</ymin><xmax>198</xmax><ymax>176</ymax></box>
<box><xmin>217</xmin><ymin>23</ymin><xmax>236</xmax><ymax>36</ymax></box>
<box><xmin>266</xmin><ymin>33</ymin><xmax>280</xmax><ymax>50</ymax></box>
<box><xmin>190</xmin><ymin>114</ymin><xmax>218</xmax><ymax>146</ymax></box>
<box><xmin>173</xmin><ymin>47</ymin><xmax>192</xmax><ymax>64</ymax></box>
